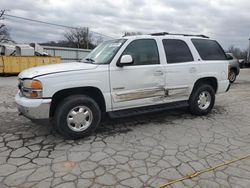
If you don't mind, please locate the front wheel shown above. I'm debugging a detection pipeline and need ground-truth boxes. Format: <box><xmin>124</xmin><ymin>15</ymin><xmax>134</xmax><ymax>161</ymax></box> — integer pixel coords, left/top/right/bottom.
<box><xmin>189</xmin><ymin>84</ymin><xmax>215</xmax><ymax>116</ymax></box>
<box><xmin>54</xmin><ymin>95</ymin><xmax>101</xmax><ymax>139</ymax></box>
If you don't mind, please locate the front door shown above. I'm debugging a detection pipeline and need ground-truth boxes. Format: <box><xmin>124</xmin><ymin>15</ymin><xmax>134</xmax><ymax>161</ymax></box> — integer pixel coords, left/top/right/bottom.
<box><xmin>110</xmin><ymin>39</ymin><xmax>165</xmax><ymax>110</ymax></box>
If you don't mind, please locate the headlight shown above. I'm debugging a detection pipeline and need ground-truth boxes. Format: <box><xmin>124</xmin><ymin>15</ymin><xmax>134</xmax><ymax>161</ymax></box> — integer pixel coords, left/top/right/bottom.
<box><xmin>20</xmin><ymin>79</ymin><xmax>43</xmax><ymax>98</ymax></box>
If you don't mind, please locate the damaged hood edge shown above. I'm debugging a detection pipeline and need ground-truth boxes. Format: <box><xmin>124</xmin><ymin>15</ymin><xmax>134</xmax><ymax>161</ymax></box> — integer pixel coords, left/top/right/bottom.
<box><xmin>18</xmin><ymin>62</ymin><xmax>98</xmax><ymax>79</ymax></box>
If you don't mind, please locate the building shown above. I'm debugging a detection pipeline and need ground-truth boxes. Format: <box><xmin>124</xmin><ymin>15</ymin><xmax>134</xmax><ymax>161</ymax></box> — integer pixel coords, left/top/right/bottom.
<box><xmin>41</xmin><ymin>45</ymin><xmax>91</xmax><ymax>63</ymax></box>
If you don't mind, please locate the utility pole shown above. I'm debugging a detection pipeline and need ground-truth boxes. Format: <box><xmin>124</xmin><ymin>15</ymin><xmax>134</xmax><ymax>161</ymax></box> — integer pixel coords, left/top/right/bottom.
<box><xmin>86</xmin><ymin>28</ymin><xmax>89</xmax><ymax>49</ymax></box>
<box><xmin>247</xmin><ymin>38</ymin><xmax>250</xmax><ymax>64</ymax></box>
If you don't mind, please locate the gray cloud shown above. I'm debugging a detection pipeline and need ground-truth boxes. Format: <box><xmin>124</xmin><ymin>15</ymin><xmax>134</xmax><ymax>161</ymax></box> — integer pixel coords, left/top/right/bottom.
<box><xmin>2</xmin><ymin>0</ymin><xmax>250</xmax><ymax>49</ymax></box>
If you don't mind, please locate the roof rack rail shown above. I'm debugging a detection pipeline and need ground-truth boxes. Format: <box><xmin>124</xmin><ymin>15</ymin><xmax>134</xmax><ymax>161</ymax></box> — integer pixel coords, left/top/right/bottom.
<box><xmin>151</xmin><ymin>32</ymin><xmax>169</xmax><ymax>36</ymax></box>
<box><xmin>150</xmin><ymin>32</ymin><xmax>209</xmax><ymax>38</ymax></box>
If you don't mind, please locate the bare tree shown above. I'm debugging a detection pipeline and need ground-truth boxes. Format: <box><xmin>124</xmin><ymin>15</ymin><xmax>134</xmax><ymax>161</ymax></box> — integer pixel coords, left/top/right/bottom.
<box><xmin>0</xmin><ymin>10</ymin><xmax>12</xmax><ymax>43</ymax></box>
<box><xmin>95</xmin><ymin>36</ymin><xmax>104</xmax><ymax>45</ymax></box>
<box><xmin>64</xmin><ymin>27</ymin><xmax>95</xmax><ymax>49</ymax></box>
<box><xmin>123</xmin><ymin>32</ymin><xmax>143</xmax><ymax>37</ymax></box>
<box><xmin>227</xmin><ymin>45</ymin><xmax>248</xmax><ymax>60</ymax></box>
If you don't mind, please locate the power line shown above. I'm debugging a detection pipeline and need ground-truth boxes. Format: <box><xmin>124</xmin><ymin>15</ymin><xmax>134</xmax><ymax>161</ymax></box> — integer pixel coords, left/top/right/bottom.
<box><xmin>3</xmin><ymin>13</ymin><xmax>114</xmax><ymax>39</ymax></box>
<box><xmin>4</xmin><ymin>14</ymin><xmax>75</xmax><ymax>29</ymax></box>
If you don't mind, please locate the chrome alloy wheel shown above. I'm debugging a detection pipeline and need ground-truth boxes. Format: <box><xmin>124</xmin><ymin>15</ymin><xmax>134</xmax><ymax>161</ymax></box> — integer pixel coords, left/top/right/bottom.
<box><xmin>67</xmin><ymin>106</ymin><xmax>93</xmax><ymax>132</ymax></box>
<box><xmin>197</xmin><ymin>91</ymin><xmax>211</xmax><ymax>110</ymax></box>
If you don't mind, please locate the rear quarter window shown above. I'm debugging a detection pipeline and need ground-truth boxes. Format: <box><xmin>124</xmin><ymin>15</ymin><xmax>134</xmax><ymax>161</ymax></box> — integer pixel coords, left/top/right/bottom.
<box><xmin>191</xmin><ymin>39</ymin><xmax>227</xmax><ymax>61</ymax></box>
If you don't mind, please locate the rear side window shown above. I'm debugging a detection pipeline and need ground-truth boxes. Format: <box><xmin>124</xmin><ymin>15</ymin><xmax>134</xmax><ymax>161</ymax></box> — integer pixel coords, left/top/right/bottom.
<box><xmin>162</xmin><ymin>39</ymin><xmax>194</xmax><ymax>64</ymax></box>
<box><xmin>192</xmin><ymin>39</ymin><xmax>227</xmax><ymax>60</ymax></box>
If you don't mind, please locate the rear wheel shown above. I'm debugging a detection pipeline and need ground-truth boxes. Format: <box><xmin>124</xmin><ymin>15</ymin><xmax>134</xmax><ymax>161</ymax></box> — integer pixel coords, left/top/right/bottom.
<box><xmin>54</xmin><ymin>95</ymin><xmax>101</xmax><ymax>139</ymax></box>
<box><xmin>228</xmin><ymin>69</ymin><xmax>237</xmax><ymax>83</ymax></box>
<box><xmin>189</xmin><ymin>84</ymin><xmax>215</xmax><ymax>115</ymax></box>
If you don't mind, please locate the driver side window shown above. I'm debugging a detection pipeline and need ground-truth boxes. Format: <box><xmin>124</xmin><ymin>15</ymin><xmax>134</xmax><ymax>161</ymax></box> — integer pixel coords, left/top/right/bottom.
<box><xmin>122</xmin><ymin>39</ymin><xmax>160</xmax><ymax>65</ymax></box>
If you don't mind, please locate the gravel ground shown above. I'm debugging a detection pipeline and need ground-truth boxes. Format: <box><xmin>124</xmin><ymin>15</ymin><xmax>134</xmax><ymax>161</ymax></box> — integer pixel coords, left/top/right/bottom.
<box><xmin>0</xmin><ymin>69</ymin><xmax>250</xmax><ymax>188</ymax></box>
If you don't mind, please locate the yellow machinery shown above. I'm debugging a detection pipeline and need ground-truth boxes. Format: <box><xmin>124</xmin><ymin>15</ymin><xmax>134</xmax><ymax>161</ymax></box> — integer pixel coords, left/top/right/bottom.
<box><xmin>0</xmin><ymin>56</ymin><xmax>61</xmax><ymax>74</ymax></box>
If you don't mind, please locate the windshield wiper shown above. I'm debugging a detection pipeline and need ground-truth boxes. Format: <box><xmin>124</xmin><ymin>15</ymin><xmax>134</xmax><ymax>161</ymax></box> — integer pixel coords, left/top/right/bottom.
<box><xmin>84</xmin><ymin>58</ymin><xmax>95</xmax><ymax>63</ymax></box>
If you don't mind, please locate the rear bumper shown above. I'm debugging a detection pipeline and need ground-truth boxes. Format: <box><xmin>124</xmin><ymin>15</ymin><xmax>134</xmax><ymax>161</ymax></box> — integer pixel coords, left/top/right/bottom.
<box><xmin>217</xmin><ymin>80</ymin><xmax>230</xmax><ymax>94</ymax></box>
<box><xmin>15</xmin><ymin>93</ymin><xmax>51</xmax><ymax>120</ymax></box>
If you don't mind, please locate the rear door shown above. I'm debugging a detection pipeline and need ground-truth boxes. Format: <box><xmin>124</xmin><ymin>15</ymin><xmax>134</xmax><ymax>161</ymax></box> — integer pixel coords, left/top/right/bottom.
<box><xmin>162</xmin><ymin>39</ymin><xmax>200</xmax><ymax>102</ymax></box>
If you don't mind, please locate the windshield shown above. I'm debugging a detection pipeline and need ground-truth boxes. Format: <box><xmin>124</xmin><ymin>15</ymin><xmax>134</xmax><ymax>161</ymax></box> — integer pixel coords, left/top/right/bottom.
<box><xmin>82</xmin><ymin>39</ymin><xmax>126</xmax><ymax>64</ymax></box>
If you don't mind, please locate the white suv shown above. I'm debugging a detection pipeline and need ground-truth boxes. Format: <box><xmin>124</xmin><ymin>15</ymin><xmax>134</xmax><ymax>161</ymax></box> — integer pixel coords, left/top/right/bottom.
<box><xmin>15</xmin><ymin>33</ymin><xmax>230</xmax><ymax>139</ymax></box>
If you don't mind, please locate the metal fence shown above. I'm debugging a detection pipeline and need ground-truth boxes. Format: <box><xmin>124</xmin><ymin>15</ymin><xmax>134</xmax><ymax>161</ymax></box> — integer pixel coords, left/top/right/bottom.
<box><xmin>42</xmin><ymin>46</ymin><xmax>91</xmax><ymax>63</ymax></box>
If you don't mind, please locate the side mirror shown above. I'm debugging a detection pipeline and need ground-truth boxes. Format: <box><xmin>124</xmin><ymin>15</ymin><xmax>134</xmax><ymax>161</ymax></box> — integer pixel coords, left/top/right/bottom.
<box><xmin>117</xmin><ymin>55</ymin><xmax>133</xmax><ymax>67</ymax></box>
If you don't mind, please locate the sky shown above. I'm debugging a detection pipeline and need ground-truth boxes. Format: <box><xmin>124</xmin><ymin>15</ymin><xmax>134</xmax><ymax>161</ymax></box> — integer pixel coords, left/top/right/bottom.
<box><xmin>1</xmin><ymin>0</ymin><xmax>250</xmax><ymax>50</ymax></box>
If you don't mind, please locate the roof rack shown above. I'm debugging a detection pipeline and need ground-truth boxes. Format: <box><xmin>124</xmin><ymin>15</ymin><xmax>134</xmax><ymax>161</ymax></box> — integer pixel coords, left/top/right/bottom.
<box><xmin>150</xmin><ymin>32</ymin><xmax>209</xmax><ymax>38</ymax></box>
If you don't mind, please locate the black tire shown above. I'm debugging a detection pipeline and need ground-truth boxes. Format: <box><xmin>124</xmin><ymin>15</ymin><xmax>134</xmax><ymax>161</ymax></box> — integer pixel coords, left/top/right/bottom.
<box><xmin>189</xmin><ymin>84</ymin><xmax>215</xmax><ymax>116</ymax></box>
<box><xmin>228</xmin><ymin>69</ymin><xmax>237</xmax><ymax>83</ymax></box>
<box><xmin>54</xmin><ymin>95</ymin><xmax>101</xmax><ymax>139</ymax></box>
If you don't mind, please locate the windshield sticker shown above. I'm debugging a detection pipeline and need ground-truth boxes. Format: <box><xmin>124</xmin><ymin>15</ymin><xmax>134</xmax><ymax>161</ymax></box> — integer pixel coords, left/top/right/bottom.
<box><xmin>109</xmin><ymin>43</ymin><xmax>122</xmax><ymax>47</ymax></box>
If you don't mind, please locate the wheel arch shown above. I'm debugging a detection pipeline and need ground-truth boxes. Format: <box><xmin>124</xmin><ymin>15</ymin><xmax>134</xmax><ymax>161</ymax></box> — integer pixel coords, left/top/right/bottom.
<box><xmin>50</xmin><ymin>86</ymin><xmax>106</xmax><ymax>118</ymax></box>
<box><xmin>192</xmin><ymin>77</ymin><xmax>218</xmax><ymax>94</ymax></box>
<box><xmin>230</xmin><ymin>67</ymin><xmax>239</xmax><ymax>75</ymax></box>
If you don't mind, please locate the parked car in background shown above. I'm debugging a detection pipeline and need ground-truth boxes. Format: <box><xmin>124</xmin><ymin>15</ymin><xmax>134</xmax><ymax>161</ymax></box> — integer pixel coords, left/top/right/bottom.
<box><xmin>238</xmin><ymin>59</ymin><xmax>250</xmax><ymax>69</ymax></box>
<box><xmin>226</xmin><ymin>53</ymin><xmax>240</xmax><ymax>83</ymax></box>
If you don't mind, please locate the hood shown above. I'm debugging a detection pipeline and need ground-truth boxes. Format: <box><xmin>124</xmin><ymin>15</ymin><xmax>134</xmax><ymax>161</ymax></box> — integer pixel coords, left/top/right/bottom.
<box><xmin>19</xmin><ymin>62</ymin><xmax>98</xmax><ymax>79</ymax></box>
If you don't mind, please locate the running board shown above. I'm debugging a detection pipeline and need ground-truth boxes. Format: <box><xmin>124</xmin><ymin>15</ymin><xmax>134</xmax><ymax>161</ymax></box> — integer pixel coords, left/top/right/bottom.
<box><xmin>108</xmin><ymin>101</ymin><xmax>189</xmax><ymax>119</ymax></box>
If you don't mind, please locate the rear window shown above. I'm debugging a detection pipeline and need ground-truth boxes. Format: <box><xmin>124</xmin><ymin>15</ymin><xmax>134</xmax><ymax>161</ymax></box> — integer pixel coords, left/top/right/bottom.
<box><xmin>192</xmin><ymin>39</ymin><xmax>227</xmax><ymax>60</ymax></box>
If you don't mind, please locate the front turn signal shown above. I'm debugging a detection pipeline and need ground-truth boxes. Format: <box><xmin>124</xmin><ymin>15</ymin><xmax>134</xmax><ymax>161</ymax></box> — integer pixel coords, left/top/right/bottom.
<box><xmin>31</xmin><ymin>80</ymin><xmax>42</xmax><ymax>89</ymax></box>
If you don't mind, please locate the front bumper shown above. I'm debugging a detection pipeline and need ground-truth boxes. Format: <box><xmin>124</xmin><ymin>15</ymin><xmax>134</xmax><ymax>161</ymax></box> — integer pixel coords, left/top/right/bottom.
<box><xmin>15</xmin><ymin>93</ymin><xmax>51</xmax><ymax>120</ymax></box>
